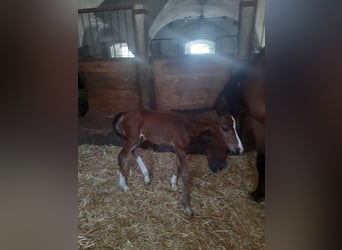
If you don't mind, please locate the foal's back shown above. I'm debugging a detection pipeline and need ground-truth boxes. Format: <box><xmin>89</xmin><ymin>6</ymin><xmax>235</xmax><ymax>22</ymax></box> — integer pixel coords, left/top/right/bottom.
<box><xmin>133</xmin><ymin>110</ymin><xmax>193</xmax><ymax>146</ymax></box>
<box><xmin>121</xmin><ymin>110</ymin><xmax>216</xmax><ymax>147</ymax></box>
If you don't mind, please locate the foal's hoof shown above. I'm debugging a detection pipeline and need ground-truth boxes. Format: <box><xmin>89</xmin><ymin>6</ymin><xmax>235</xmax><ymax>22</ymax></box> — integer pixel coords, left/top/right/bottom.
<box><xmin>183</xmin><ymin>207</ymin><xmax>194</xmax><ymax>217</ymax></box>
<box><xmin>144</xmin><ymin>176</ymin><xmax>151</xmax><ymax>184</ymax></box>
<box><xmin>249</xmin><ymin>190</ymin><xmax>265</xmax><ymax>202</ymax></box>
<box><xmin>119</xmin><ymin>184</ymin><xmax>129</xmax><ymax>192</ymax></box>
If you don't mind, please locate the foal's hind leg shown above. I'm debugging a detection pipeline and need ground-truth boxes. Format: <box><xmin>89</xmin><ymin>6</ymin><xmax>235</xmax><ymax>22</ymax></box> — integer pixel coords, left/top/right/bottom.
<box><xmin>132</xmin><ymin>149</ymin><xmax>150</xmax><ymax>184</ymax></box>
<box><xmin>118</xmin><ymin>140</ymin><xmax>139</xmax><ymax>192</ymax></box>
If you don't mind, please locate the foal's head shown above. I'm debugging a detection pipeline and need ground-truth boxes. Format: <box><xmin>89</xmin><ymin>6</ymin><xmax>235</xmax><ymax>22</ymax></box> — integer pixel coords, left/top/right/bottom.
<box><xmin>202</xmin><ymin>132</ymin><xmax>228</xmax><ymax>173</ymax></box>
<box><xmin>201</xmin><ymin>113</ymin><xmax>244</xmax><ymax>172</ymax></box>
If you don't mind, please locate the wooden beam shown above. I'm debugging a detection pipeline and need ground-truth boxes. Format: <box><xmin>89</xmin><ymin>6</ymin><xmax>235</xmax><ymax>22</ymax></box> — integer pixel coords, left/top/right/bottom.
<box><xmin>78</xmin><ymin>60</ymin><xmax>136</xmax><ymax>73</ymax></box>
<box><xmin>237</xmin><ymin>0</ymin><xmax>258</xmax><ymax>59</ymax></box>
<box><xmin>133</xmin><ymin>4</ymin><xmax>152</xmax><ymax>110</ymax></box>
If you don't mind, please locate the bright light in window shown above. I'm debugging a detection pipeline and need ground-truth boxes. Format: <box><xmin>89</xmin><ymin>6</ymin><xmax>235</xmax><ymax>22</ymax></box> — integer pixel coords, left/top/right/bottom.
<box><xmin>110</xmin><ymin>43</ymin><xmax>134</xmax><ymax>58</ymax></box>
<box><xmin>190</xmin><ymin>43</ymin><xmax>210</xmax><ymax>54</ymax></box>
<box><xmin>185</xmin><ymin>40</ymin><xmax>215</xmax><ymax>55</ymax></box>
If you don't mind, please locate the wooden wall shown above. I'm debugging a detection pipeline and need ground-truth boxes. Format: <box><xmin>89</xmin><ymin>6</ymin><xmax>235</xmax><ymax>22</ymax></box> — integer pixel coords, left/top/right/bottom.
<box><xmin>78</xmin><ymin>56</ymin><xmax>233</xmax><ymax>144</ymax></box>
<box><xmin>78</xmin><ymin>60</ymin><xmax>140</xmax><ymax>119</ymax></box>
<box><xmin>152</xmin><ymin>55</ymin><xmax>232</xmax><ymax>111</ymax></box>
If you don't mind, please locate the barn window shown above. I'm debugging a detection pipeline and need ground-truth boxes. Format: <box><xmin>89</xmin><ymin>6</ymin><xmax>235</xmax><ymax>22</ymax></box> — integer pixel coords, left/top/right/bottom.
<box><xmin>109</xmin><ymin>43</ymin><xmax>135</xmax><ymax>58</ymax></box>
<box><xmin>78</xmin><ymin>8</ymin><xmax>136</xmax><ymax>61</ymax></box>
<box><xmin>185</xmin><ymin>40</ymin><xmax>215</xmax><ymax>55</ymax></box>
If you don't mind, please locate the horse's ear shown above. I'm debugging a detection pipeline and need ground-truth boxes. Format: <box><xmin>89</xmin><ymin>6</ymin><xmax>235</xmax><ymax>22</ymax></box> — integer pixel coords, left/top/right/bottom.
<box><xmin>216</xmin><ymin>97</ymin><xmax>229</xmax><ymax>115</ymax></box>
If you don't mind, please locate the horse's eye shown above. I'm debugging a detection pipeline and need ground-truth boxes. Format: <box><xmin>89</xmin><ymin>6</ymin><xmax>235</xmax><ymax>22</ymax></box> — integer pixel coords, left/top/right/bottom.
<box><xmin>222</xmin><ymin>127</ymin><xmax>229</xmax><ymax>132</ymax></box>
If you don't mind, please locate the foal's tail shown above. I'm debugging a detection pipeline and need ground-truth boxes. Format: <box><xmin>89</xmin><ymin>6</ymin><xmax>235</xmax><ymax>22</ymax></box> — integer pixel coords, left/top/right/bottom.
<box><xmin>112</xmin><ymin>112</ymin><xmax>126</xmax><ymax>138</ymax></box>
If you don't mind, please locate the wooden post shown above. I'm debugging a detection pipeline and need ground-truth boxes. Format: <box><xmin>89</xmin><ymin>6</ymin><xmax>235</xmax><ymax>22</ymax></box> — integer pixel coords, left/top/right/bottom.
<box><xmin>237</xmin><ymin>0</ymin><xmax>258</xmax><ymax>60</ymax></box>
<box><xmin>133</xmin><ymin>4</ymin><xmax>152</xmax><ymax>109</ymax></box>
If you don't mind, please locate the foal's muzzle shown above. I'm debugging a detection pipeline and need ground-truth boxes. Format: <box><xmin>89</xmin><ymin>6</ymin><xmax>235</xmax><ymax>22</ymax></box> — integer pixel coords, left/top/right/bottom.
<box><xmin>208</xmin><ymin>159</ymin><xmax>226</xmax><ymax>173</ymax></box>
<box><xmin>230</xmin><ymin>146</ymin><xmax>243</xmax><ymax>155</ymax></box>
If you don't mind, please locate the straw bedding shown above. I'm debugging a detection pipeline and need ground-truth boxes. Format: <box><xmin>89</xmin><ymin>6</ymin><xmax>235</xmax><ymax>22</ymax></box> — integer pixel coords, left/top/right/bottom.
<box><xmin>78</xmin><ymin>144</ymin><xmax>265</xmax><ymax>250</ymax></box>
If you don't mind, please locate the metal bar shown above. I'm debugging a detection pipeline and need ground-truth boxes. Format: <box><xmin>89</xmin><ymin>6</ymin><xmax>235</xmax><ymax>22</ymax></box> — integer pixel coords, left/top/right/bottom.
<box><xmin>108</xmin><ymin>10</ymin><xmax>114</xmax><ymax>40</ymax></box>
<box><xmin>95</xmin><ymin>13</ymin><xmax>99</xmax><ymax>40</ymax></box>
<box><xmin>80</xmin><ymin>13</ymin><xmax>86</xmax><ymax>47</ymax></box>
<box><xmin>87</xmin><ymin>13</ymin><xmax>96</xmax><ymax>57</ymax></box>
<box><xmin>130</xmin><ymin>9</ymin><xmax>137</xmax><ymax>56</ymax></box>
<box><xmin>176</xmin><ymin>39</ymin><xmax>179</xmax><ymax>56</ymax></box>
<box><xmin>108</xmin><ymin>10</ymin><xmax>116</xmax><ymax>58</ymax></box>
<box><xmin>116</xmin><ymin>10</ymin><xmax>122</xmax><ymax>41</ymax></box>
<box><xmin>240</xmin><ymin>0</ymin><xmax>258</xmax><ymax>7</ymax></box>
<box><xmin>124</xmin><ymin>10</ymin><xmax>130</xmax><ymax>54</ymax></box>
<box><xmin>78</xmin><ymin>4</ymin><xmax>134</xmax><ymax>14</ymax></box>
<box><xmin>126</xmin><ymin>9</ymin><xmax>134</xmax><ymax>56</ymax></box>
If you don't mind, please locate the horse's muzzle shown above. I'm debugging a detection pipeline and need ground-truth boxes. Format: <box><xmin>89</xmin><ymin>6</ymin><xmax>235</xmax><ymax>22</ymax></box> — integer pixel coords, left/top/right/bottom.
<box><xmin>208</xmin><ymin>159</ymin><xmax>226</xmax><ymax>172</ymax></box>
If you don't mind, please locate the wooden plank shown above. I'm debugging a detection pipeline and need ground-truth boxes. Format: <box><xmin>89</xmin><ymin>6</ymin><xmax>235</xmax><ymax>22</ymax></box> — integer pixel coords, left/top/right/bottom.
<box><xmin>152</xmin><ymin>56</ymin><xmax>232</xmax><ymax>75</ymax></box>
<box><xmin>152</xmin><ymin>56</ymin><xmax>233</xmax><ymax>111</ymax></box>
<box><xmin>87</xmin><ymin>89</ymin><xmax>139</xmax><ymax>116</ymax></box>
<box><xmin>79</xmin><ymin>60</ymin><xmax>136</xmax><ymax>73</ymax></box>
<box><xmin>79</xmin><ymin>60</ymin><xmax>141</xmax><ymax>117</ymax></box>
<box><xmin>84</xmin><ymin>72</ymin><xmax>137</xmax><ymax>90</ymax></box>
<box><xmin>154</xmin><ymin>74</ymin><xmax>229</xmax><ymax>111</ymax></box>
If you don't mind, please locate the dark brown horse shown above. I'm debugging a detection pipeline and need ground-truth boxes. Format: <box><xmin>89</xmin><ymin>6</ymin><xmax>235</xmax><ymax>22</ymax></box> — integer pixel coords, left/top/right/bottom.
<box><xmin>216</xmin><ymin>48</ymin><xmax>265</xmax><ymax>202</ymax></box>
<box><xmin>112</xmin><ymin>109</ymin><xmax>243</xmax><ymax>216</ymax></box>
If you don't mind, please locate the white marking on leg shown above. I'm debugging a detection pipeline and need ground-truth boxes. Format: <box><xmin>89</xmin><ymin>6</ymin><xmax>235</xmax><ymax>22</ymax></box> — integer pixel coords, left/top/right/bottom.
<box><xmin>231</xmin><ymin>116</ymin><xmax>244</xmax><ymax>153</ymax></box>
<box><xmin>119</xmin><ymin>172</ymin><xmax>129</xmax><ymax>192</ymax></box>
<box><xmin>170</xmin><ymin>174</ymin><xmax>178</xmax><ymax>191</ymax></box>
<box><xmin>139</xmin><ymin>132</ymin><xmax>145</xmax><ymax>141</ymax></box>
<box><xmin>136</xmin><ymin>156</ymin><xmax>150</xmax><ymax>183</ymax></box>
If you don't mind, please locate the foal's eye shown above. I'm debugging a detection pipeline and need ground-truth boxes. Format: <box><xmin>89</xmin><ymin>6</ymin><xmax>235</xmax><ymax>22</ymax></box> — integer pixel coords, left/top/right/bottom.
<box><xmin>222</xmin><ymin>127</ymin><xmax>229</xmax><ymax>132</ymax></box>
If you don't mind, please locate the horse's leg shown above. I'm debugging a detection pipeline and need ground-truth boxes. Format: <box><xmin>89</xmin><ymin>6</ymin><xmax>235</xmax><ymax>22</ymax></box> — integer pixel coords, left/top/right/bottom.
<box><xmin>176</xmin><ymin>148</ymin><xmax>193</xmax><ymax>216</ymax></box>
<box><xmin>118</xmin><ymin>139</ymin><xmax>138</xmax><ymax>192</ymax></box>
<box><xmin>250</xmin><ymin>153</ymin><xmax>265</xmax><ymax>201</ymax></box>
<box><xmin>170</xmin><ymin>156</ymin><xmax>181</xmax><ymax>191</ymax></box>
<box><xmin>132</xmin><ymin>149</ymin><xmax>150</xmax><ymax>184</ymax></box>
<box><xmin>249</xmin><ymin>118</ymin><xmax>265</xmax><ymax>202</ymax></box>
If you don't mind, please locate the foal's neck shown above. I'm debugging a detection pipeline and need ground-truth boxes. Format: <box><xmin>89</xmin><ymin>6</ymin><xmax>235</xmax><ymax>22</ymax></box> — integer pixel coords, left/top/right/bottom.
<box><xmin>189</xmin><ymin>116</ymin><xmax>216</xmax><ymax>137</ymax></box>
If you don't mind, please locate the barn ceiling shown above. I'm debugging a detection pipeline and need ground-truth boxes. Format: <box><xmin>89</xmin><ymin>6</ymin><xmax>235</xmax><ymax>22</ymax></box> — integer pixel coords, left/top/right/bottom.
<box><xmin>79</xmin><ymin>0</ymin><xmax>265</xmax><ymax>51</ymax></box>
<box><xmin>79</xmin><ymin>0</ymin><xmax>241</xmax><ymax>39</ymax></box>
<box><xmin>149</xmin><ymin>0</ymin><xmax>240</xmax><ymax>39</ymax></box>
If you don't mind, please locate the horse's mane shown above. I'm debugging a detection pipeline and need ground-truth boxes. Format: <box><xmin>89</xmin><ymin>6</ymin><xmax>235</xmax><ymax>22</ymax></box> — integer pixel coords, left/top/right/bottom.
<box><xmin>214</xmin><ymin>47</ymin><xmax>266</xmax><ymax>115</ymax></box>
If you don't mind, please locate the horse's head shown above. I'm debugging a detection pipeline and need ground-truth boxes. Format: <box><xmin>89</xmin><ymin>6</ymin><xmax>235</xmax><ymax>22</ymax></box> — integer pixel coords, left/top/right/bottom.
<box><xmin>217</xmin><ymin>114</ymin><xmax>244</xmax><ymax>155</ymax></box>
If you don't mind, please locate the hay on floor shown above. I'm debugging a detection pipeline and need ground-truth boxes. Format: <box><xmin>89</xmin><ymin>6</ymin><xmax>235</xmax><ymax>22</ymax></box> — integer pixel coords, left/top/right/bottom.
<box><xmin>78</xmin><ymin>145</ymin><xmax>265</xmax><ymax>250</ymax></box>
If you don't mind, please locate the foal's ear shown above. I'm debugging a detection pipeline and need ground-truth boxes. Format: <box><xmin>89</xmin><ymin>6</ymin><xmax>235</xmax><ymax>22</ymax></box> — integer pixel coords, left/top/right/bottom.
<box><xmin>200</xmin><ymin>130</ymin><xmax>215</xmax><ymax>144</ymax></box>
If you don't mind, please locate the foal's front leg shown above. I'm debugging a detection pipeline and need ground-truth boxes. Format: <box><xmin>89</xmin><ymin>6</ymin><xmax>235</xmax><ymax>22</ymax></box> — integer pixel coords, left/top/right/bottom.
<box><xmin>176</xmin><ymin>149</ymin><xmax>193</xmax><ymax>216</ymax></box>
<box><xmin>170</xmin><ymin>156</ymin><xmax>181</xmax><ymax>191</ymax></box>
